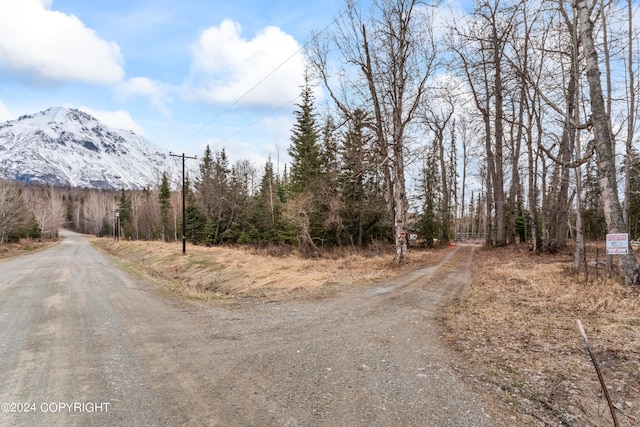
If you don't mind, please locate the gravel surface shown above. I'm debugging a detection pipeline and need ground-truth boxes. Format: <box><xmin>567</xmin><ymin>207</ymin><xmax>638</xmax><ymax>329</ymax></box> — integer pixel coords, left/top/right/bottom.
<box><xmin>0</xmin><ymin>230</ymin><xmax>505</xmax><ymax>426</ymax></box>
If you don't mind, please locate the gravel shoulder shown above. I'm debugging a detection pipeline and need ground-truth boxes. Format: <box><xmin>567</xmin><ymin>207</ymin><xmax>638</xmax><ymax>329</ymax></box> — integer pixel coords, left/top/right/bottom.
<box><xmin>0</xmin><ymin>230</ymin><xmax>507</xmax><ymax>426</ymax></box>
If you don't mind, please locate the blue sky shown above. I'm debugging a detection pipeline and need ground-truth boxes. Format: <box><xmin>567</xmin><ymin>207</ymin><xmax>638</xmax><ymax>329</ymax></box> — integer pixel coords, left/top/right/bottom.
<box><xmin>0</xmin><ymin>0</ymin><xmax>347</xmax><ymax>167</ymax></box>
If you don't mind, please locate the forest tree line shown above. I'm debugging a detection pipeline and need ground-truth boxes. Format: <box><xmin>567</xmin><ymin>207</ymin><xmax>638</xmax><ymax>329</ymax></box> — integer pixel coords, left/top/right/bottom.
<box><xmin>3</xmin><ymin>0</ymin><xmax>640</xmax><ymax>280</ymax></box>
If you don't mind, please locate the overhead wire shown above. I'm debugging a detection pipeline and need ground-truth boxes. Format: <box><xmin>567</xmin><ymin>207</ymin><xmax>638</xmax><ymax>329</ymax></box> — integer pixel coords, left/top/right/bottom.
<box><xmin>172</xmin><ymin>3</ymin><xmax>351</xmax><ymax>152</ymax></box>
<box><xmin>207</xmin><ymin>0</ymin><xmax>452</xmax><ymax>148</ymax></box>
<box><xmin>221</xmin><ymin>95</ymin><xmax>300</xmax><ymax>143</ymax></box>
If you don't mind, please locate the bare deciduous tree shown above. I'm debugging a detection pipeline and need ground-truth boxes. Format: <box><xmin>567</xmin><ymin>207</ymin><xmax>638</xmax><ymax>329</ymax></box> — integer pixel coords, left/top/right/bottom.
<box><xmin>422</xmin><ymin>89</ymin><xmax>455</xmax><ymax>241</ymax></box>
<box><xmin>25</xmin><ymin>186</ymin><xmax>66</xmax><ymax>239</ymax></box>
<box><xmin>0</xmin><ymin>181</ymin><xmax>27</xmax><ymax>242</ymax></box>
<box><xmin>449</xmin><ymin>1</ymin><xmax>519</xmax><ymax>247</ymax></box>
<box><xmin>84</xmin><ymin>190</ymin><xmax>113</xmax><ymax>236</ymax></box>
<box><xmin>310</xmin><ymin>0</ymin><xmax>440</xmax><ymax>262</ymax></box>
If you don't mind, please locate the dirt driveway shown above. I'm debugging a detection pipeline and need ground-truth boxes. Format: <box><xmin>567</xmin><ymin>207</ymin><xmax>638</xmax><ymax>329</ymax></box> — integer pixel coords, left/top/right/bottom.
<box><xmin>0</xmin><ymin>230</ymin><xmax>504</xmax><ymax>426</ymax></box>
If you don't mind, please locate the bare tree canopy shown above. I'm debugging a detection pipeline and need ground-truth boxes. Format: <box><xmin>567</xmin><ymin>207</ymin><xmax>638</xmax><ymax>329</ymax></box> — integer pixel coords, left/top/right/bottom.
<box><xmin>310</xmin><ymin>0</ymin><xmax>441</xmax><ymax>262</ymax></box>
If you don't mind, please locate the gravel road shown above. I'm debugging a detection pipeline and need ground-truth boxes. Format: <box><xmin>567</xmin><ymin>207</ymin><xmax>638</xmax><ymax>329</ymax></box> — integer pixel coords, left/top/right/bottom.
<box><xmin>0</xmin><ymin>230</ymin><xmax>504</xmax><ymax>426</ymax></box>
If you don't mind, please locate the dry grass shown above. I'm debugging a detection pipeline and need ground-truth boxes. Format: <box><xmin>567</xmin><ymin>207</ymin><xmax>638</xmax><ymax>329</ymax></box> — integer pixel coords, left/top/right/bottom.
<box><xmin>442</xmin><ymin>245</ymin><xmax>640</xmax><ymax>426</ymax></box>
<box><xmin>92</xmin><ymin>238</ymin><xmax>448</xmax><ymax>301</ymax></box>
<box><xmin>0</xmin><ymin>239</ymin><xmax>57</xmax><ymax>260</ymax></box>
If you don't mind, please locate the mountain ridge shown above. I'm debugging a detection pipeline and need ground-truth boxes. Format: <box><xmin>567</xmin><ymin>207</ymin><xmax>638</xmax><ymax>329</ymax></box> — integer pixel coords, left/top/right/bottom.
<box><xmin>0</xmin><ymin>107</ymin><xmax>181</xmax><ymax>190</ymax></box>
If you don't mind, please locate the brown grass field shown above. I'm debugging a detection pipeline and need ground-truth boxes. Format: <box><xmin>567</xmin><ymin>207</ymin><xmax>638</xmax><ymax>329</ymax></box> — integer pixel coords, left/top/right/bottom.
<box><xmin>4</xmin><ymin>236</ymin><xmax>639</xmax><ymax>425</ymax></box>
<box><xmin>91</xmin><ymin>237</ymin><xmax>450</xmax><ymax>300</ymax></box>
<box><xmin>442</xmin><ymin>244</ymin><xmax>640</xmax><ymax>426</ymax></box>
<box><xmin>0</xmin><ymin>239</ymin><xmax>57</xmax><ymax>259</ymax></box>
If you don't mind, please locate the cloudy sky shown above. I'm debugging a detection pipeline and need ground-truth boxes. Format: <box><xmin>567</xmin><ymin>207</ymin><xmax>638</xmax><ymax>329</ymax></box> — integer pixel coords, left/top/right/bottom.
<box><xmin>0</xmin><ymin>0</ymin><xmax>350</xmax><ymax>166</ymax></box>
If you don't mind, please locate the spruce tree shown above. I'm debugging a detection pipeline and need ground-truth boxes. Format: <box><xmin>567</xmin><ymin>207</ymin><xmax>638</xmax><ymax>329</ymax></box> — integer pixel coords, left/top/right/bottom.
<box><xmin>319</xmin><ymin>114</ymin><xmax>342</xmax><ymax>245</ymax></box>
<box><xmin>158</xmin><ymin>172</ymin><xmax>172</xmax><ymax>242</ymax></box>
<box><xmin>340</xmin><ymin>109</ymin><xmax>368</xmax><ymax>246</ymax></box>
<box><xmin>195</xmin><ymin>145</ymin><xmax>216</xmax><ymax>221</ymax></box>
<box><xmin>288</xmin><ymin>73</ymin><xmax>322</xmax><ymax>196</ymax></box>
<box><xmin>117</xmin><ymin>188</ymin><xmax>131</xmax><ymax>238</ymax></box>
<box><xmin>184</xmin><ymin>175</ymin><xmax>206</xmax><ymax>244</ymax></box>
<box><xmin>193</xmin><ymin>145</ymin><xmax>232</xmax><ymax>245</ymax></box>
<box><xmin>417</xmin><ymin>144</ymin><xmax>443</xmax><ymax>248</ymax></box>
<box><xmin>285</xmin><ymin>72</ymin><xmax>324</xmax><ymax>253</ymax></box>
<box><xmin>245</xmin><ymin>158</ymin><xmax>284</xmax><ymax>244</ymax></box>
<box><xmin>582</xmin><ymin>157</ymin><xmax>606</xmax><ymax>240</ymax></box>
<box><xmin>339</xmin><ymin>109</ymin><xmax>389</xmax><ymax>246</ymax></box>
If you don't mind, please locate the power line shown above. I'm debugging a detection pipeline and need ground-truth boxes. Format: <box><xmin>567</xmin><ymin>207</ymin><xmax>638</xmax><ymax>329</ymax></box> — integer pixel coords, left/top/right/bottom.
<box><xmin>217</xmin><ymin>95</ymin><xmax>300</xmax><ymax>144</ymax></box>
<box><xmin>173</xmin><ymin>6</ymin><xmax>349</xmax><ymax>151</ymax></box>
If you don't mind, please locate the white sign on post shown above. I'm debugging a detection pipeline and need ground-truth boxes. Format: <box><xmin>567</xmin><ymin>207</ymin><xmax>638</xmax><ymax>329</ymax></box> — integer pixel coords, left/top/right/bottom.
<box><xmin>606</xmin><ymin>233</ymin><xmax>629</xmax><ymax>255</ymax></box>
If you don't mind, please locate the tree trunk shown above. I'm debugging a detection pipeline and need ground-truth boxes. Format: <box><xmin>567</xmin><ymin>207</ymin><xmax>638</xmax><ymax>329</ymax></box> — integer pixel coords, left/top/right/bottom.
<box><xmin>509</xmin><ymin>96</ymin><xmax>523</xmax><ymax>245</ymax></box>
<box><xmin>571</xmin><ymin>3</ymin><xmax>586</xmax><ymax>276</ymax></box>
<box><xmin>484</xmin><ymin>163</ymin><xmax>493</xmax><ymax>247</ymax></box>
<box><xmin>438</xmin><ymin>129</ymin><xmax>450</xmax><ymax>242</ymax></box>
<box><xmin>577</xmin><ymin>0</ymin><xmax>640</xmax><ymax>284</ymax></box>
<box><xmin>393</xmin><ymin>162</ymin><xmax>408</xmax><ymax>262</ymax></box>
<box><xmin>574</xmin><ymin>137</ymin><xmax>587</xmax><ymax>278</ymax></box>
<box><xmin>528</xmin><ymin>93</ymin><xmax>541</xmax><ymax>252</ymax></box>
<box><xmin>492</xmin><ymin>23</ymin><xmax>506</xmax><ymax>247</ymax></box>
<box><xmin>624</xmin><ymin>0</ymin><xmax>635</xmax><ymax>229</ymax></box>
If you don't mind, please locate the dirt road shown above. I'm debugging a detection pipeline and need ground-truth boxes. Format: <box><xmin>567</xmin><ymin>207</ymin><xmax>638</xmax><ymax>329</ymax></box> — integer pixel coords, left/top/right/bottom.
<box><xmin>0</xmin><ymin>230</ymin><xmax>503</xmax><ymax>426</ymax></box>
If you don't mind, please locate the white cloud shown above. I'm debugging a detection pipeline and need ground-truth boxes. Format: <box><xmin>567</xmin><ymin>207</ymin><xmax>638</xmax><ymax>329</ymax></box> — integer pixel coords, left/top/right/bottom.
<box><xmin>78</xmin><ymin>106</ymin><xmax>145</xmax><ymax>136</ymax></box>
<box><xmin>0</xmin><ymin>100</ymin><xmax>14</xmax><ymax>122</ymax></box>
<box><xmin>0</xmin><ymin>0</ymin><xmax>124</xmax><ymax>84</ymax></box>
<box><xmin>188</xmin><ymin>19</ymin><xmax>306</xmax><ymax>107</ymax></box>
<box><xmin>116</xmin><ymin>77</ymin><xmax>172</xmax><ymax>116</ymax></box>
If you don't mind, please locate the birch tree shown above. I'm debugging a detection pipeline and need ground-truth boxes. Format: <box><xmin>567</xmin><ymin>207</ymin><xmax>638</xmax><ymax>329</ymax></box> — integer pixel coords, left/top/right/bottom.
<box><xmin>0</xmin><ymin>181</ymin><xmax>26</xmax><ymax>242</ymax></box>
<box><xmin>623</xmin><ymin>0</ymin><xmax>637</xmax><ymax>229</ymax></box>
<box><xmin>576</xmin><ymin>0</ymin><xmax>640</xmax><ymax>283</ymax></box>
<box><xmin>84</xmin><ymin>190</ymin><xmax>112</xmax><ymax>236</ymax></box>
<box><xmin>26</xmin><ymin>186</ymin><xmax>66</xmax><ymax>239</ymax></box>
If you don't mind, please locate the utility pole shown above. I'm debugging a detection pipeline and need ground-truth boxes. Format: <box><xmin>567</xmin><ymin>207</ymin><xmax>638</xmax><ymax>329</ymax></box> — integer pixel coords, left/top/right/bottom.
<box><xmin>170</xmin><ymin>152</ymin><xmax>197</xmax><ymax>254</ymax></box>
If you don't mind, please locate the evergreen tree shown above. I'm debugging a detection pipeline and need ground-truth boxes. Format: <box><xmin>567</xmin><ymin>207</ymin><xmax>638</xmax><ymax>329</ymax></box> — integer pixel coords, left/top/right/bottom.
<box><xmin>195</xmin><ymin>145</ymin><xmax>216</xmax><ymax>221</ymax></box>
<box><xmin>416</xmin><ymin>142</ymin><xmax>443</xmax><ymax>247</ymax></box>
<box><xmin>285</xmin><ymin>72</ymin><xmax>325</xmax><ymax>253</ymax></box>
<box><xmin>117</xmin><ymin>188</ymin><xmax>132</xmax><ymax>238</ymax></box>
<box><xmin>158</xmin><ymin>172</ymin><xmax>172</xmax><ymax>242</ymax></box>
<box><xmin>140</xmin><ymin>186</ymin><xmax>156</xmax><ymax>240</ymax></box>
<box><xmin>242</xmin><ymin>158</ymin><xmax>282</xmax><ymax>244</ymax></box>
<box><xmin>194</xmin><ymin>145</ymin><xmax>232</xmax><ymax>245</ymax></box>
<box><xmin>184</xmin><ymin>175</ymin><xmax>206</xmax><ymax>244</ymax></box>
<box><xmin>211</xmin><ymin>149</ymin><xmax>231</xmax><ymax>242</ymax></box>
<box><xmin>339</xmin><ymin>109</ymin><xmax>389</xmax><ymax>246</ymax></box>
<box><xmin>222</xmin><ymin>160</ymin><xmax>254</xmax><ymax>243</ymax></box>
<box><xmin>288</xmin><ymin>73</ymin><xmax>322</xmax><ymax>196</ymax></box>
<box><xmin>318</xmin><ymin>114</ymin><xmax>343</xmax><ymax>245</ymax></box>
<box><xmin>582</xmin><ymin>157</ymin><xmax>606</xmax><ymax>240</ymax></box>
<box><xmin>25</xmin><ymin>213</ymin><xmax>42</xmax><ymax>239</ymax></box>
<box><xmin>100</xmin><ymin>215</ymin><xmax>111</xmax><ymax>238</ymax></box>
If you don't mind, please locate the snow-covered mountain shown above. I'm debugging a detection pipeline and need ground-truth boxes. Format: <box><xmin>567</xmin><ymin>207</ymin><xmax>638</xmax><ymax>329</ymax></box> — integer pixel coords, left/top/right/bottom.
<box><xmin>0</xmin><ymin>107</ymin><xmax>181</xmax><ymax>190</ymax></box>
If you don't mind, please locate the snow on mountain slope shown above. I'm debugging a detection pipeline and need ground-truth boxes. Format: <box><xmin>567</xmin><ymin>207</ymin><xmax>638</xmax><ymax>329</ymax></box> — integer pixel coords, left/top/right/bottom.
<box><xmin>0</xmin><ymin>107</ymin><xmax>182</xmax><ymax>190</ymax></box>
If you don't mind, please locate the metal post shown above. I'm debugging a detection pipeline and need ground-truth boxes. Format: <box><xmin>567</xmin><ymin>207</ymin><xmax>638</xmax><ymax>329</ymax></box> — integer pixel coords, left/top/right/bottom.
<box><xmin>577</xmin><ymin>320</ymin><xmax>620</xmax><ymax>427</ymax></box>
